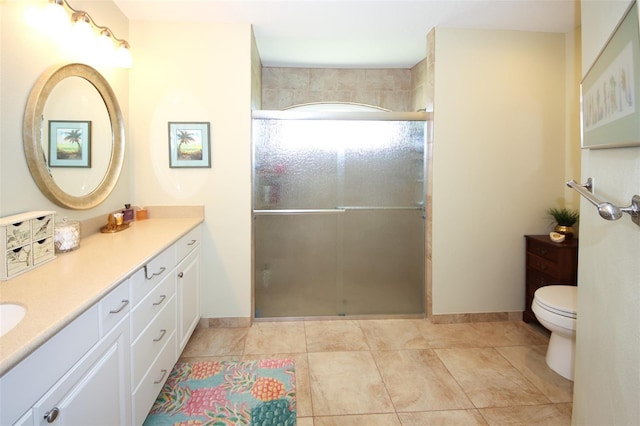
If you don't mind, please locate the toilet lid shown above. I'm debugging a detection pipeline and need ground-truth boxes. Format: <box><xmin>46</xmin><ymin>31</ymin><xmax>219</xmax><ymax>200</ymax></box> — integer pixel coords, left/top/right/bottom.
<box><xmin>534</xmin><ymin>285</ymin><xmax>577</xmax><ymax>318</ymax></box>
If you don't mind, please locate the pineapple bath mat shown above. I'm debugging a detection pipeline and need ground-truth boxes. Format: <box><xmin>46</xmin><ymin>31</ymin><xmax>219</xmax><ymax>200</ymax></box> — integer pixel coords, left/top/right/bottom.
<box><xmin>143</xmin><ymin>359</ymin><xmax>296</xmax><ymax>426</ymax></box>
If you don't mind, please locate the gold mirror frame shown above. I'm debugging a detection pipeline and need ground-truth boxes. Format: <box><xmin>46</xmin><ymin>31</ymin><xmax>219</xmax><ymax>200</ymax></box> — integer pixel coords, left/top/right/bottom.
<box><xmin>23</xmin><ymin>63</ymin><xmax>125</xmax><ymax>210</ymax></box>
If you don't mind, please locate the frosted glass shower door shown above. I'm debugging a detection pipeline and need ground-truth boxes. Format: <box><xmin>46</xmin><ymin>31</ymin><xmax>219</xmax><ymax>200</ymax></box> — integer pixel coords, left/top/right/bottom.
<box><xmin>253</xmin><ymin>114</ymin><xmax>425</xmax><ymax>318</ymax></box>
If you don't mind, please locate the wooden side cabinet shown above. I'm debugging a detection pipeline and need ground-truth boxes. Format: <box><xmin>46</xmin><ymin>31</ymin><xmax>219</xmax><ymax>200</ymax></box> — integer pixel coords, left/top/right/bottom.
<box><xmin>524</xmin><ymin>235</ymin><xmax>578</xmax><ymax>324</ymax></box>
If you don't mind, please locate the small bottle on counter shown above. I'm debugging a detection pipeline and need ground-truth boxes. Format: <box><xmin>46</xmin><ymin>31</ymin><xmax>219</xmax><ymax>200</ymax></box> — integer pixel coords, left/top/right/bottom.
<box><xmin>122</xmin><ymin>204</ymin><xmax>134</xmax><ymax>223</ymax></box>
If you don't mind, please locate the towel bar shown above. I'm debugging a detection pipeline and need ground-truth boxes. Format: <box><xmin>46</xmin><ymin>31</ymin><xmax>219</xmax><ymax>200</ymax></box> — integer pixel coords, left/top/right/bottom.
<box><xmin>567</xmin><ymin>179</ymin><xmax>640</xmax><ymax>227</ymax></box>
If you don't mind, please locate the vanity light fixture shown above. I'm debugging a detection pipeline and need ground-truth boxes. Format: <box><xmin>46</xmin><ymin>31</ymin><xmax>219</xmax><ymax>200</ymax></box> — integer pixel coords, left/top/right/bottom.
<box><xmin>46</xmin><ymin>0</ymin><xmax>132</xmax><ymax>68</ymax></box>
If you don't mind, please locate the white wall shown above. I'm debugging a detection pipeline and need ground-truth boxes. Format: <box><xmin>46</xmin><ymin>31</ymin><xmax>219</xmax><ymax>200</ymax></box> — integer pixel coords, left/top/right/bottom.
<box><xmin>573</xmin><ymin>0</ymin><xmax>640</xmax><ymax>423</ymax></box>
<box><xmin>0</xmin><ymin>0</ymin><xmax>130</xmax><ymax>220</ymax></box>
<box><xmin>129</xmin><ymin>21</ymin><xmax>254</xmax><ymax>319</ymax></box>
<box><xmin>431</xmin><ymin>28</ymin><xmax>573</xmax><ymax>314</ymax></box>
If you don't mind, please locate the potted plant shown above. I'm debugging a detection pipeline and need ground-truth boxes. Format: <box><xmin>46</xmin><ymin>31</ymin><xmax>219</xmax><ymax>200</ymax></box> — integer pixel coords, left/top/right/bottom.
<box><xmin>547</xmin><ymin>207</ymin><xmax>579</xmax><ymax>238</ymax></box>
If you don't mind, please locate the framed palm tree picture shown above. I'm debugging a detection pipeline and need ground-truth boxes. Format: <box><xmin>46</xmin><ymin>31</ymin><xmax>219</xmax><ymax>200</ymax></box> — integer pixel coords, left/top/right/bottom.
<box><xmin>48</xmin><ymin>120</ymin><xmax>91</xmax><ymax>167</ymax></box>
<box><xmin>168</xmin><ymin>122</ymin><xmax>211</xmax><ymax>168</ymax></box>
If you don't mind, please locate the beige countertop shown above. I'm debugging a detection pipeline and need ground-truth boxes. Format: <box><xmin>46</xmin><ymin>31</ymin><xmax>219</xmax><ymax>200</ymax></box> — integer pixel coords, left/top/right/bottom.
<box><xmin>0</xmin><ymin>217</ymin><xmax>203</xmax><ymax>376</ymax></box>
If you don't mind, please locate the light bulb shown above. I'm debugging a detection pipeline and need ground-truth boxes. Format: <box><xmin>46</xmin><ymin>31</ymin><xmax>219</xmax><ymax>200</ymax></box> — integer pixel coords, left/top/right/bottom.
<box><xmin>96</xmin><ymin>30</ymin><xmax>116</xmax><ymax>65</ymax></box>
<box><xmin>42</xmin><ymin>0</ymin><xmax>71</xmax><ymax>38</ymax></box>
<box><xmin>116</xmin><ymin>42</ymin><xmax>133</xmax><ymax>69</ymax></box>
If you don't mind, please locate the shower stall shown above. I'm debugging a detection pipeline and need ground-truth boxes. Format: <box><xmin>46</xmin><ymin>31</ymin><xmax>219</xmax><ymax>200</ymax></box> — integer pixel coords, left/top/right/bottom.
<box><xmin>252</xmin><ymin>109</ymin><xmax>428</xmax><ymax>318</ymax></box>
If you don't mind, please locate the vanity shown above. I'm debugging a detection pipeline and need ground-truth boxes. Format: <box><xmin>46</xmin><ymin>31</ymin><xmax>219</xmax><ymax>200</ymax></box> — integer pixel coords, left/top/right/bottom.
<box><xmin>0</xmin><ymin>216</ymin><xmax>203</xmax><ymax>425</ymax></box>
<box><xmin>2</xmin><ymin>37</ymin><xmax>206</xmax><ymax>424</ymax></box>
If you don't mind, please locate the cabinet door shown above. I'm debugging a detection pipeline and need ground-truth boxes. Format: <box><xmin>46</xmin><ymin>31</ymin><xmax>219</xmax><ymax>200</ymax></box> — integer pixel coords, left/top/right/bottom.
<box><xmin>177</xmin><ymin>247</ymin><xmax>200</xmax><ymax>352</ymax></box>
<box><xmin>34</xmin><ymin>320</ymin><xmax>131</xmax><ymax>426</ymax></box>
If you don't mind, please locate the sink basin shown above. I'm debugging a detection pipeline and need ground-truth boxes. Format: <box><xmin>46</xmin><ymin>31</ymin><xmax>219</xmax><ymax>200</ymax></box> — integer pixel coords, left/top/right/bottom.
<box><xmin>0</xmin><ymin>304</ymin><xmax>26</xmax><ymax>337</ymax></box>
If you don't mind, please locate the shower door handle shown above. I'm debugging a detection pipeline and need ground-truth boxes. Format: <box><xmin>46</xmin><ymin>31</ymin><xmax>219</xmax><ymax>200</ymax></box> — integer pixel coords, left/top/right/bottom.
<box><xmin>253</xmin><ymin>209</ymin><xmax>346</xmax><ymax>215</ymax></box>
<box><xmin>336</xmin><ymin>206</ymin><xmax>423</xmax><ymax>211</ymax></box>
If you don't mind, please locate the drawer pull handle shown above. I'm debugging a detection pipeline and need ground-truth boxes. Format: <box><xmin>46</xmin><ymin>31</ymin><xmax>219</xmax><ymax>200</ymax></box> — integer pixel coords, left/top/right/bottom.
<box><xmin>144</xmin><ymin>266</ymin><xmax>166</xmax><ymax>280</ymax></box>
<box><xmin>178</xmin><ymin>272</ymin><xmax>184</xmax><ymax>278</ymax></box>
<box><xmin>538</xmin><ymin>263</ymin><xmax>547</xmax><ymax>271</ymax></box>
<box><xmin>154</xmin><ymin>329</ymin><xmax>167</xmax><ymax>342</ymax></box>
<box><xmin>154</xmin><ymin>369</ymin><xmax>168</xmax><ymax>384</ymax></box>
<box><xmin>153</xmin><ymin>294</ymin><xmax>167</xmax><ymax>306</ymax></box>
<box><xmin>109</xmin><ymin>299</ymin><xmax>130</xmax><ymax>314</ymax></box>
<box><xmin>538</xmin><ymin>248</ymin><xmax>548</xmax><ymax>255</ymax></box>
<box><xmin>44</xmin><ymin>407</ymin><xmax>60</xmax><ymax>423</ymax></box>
<box><xmin>187</xmin><ymin>239</ymin><xmax>197</xmax><ymax>246</ymax></box>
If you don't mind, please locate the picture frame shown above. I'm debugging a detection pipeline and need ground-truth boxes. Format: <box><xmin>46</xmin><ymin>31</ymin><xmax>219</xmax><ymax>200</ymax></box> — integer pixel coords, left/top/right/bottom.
<box><xmin>581</xmin><ymin>0</ymin><xmax>640</xmax><ymax>149</ymax></box>
<box><xmin>48</xmin><ymin>120</ymin><xmax>91</xmax><ymax>167</ymax></box>
<box><xmin>168</xmin><ymin>122</ymin><xmax>211</xmax><ymax>168</ymax></box>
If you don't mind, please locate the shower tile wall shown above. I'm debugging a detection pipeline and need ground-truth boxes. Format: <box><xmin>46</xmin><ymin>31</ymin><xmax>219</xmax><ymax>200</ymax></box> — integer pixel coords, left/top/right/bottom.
<box><xmin>261</xmin><ymin>67</ymin><xmax>424</xmax><ymax>111</ymax></box>
<box><xmin>410</xmin><ymin>58</ymin><xmax>427</xmax><ymax>112</ymax></box>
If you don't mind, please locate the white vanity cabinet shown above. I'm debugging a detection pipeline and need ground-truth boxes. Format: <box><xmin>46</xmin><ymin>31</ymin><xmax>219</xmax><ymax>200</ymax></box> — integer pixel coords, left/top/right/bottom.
<box><xmin>130</xmin><ymin>257</ymin><xmax>177</xmax><ymax>425</ymax></box>
<box><xmin>176</xmin><ymin>226</ymin><xmax>201</xmax><ymax>352</ymax></box>
<box><xmin>130</xmin><ymin>224</ymin><xmax>201</xmax><ymax>424</ymax></box>
<box><xmin>0</xmin><ymin>278</ymin><xmax>131</xmax><ymax>426</ymax></box>
<box><xmin>32</xmin><ymin>317</ymin><xmax>131</xmax><ymax>426</ymax></box>
<box><xmin>0</xmin><ymin>222</ymin><xmax>202</xmax><ymax>426</ymax></box>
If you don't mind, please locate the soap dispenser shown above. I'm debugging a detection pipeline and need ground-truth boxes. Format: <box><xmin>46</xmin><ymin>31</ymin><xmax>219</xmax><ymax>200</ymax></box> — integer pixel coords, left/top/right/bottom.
<box><xmin>122</xmin><ymin>204</ymin><xmax>134</xmax><ymax>223</ymax></box>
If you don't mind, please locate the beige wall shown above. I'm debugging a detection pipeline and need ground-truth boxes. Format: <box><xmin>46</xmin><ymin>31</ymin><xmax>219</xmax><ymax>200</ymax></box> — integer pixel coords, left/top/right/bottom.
<box><xmin>573</xmin><ymin>0</ymin><xmax>640</xmax><ymax>423</ymax></box>
<box><xmin>431</xmin><ymin>28</ymin><xmax>572</xmax><ymax>315</ymax></box>
<box><xmin>0</xmin><ymin>0</ymin><xmax>130</xmax><ymax>220</ymax></box>
<box><xmin>129</xmin><ymin>21</ymin><xmax>254</xmax><ymax>319</ymax></box>
<box><xmin>261</xmin><ymin>67</ymin><xmax>414</xmax><ymax>111</ymax></box>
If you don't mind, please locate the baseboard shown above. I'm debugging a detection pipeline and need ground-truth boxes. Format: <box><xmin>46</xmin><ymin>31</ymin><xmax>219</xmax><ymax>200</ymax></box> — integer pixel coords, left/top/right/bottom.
<box><xmin>429</xmin><ymin>311</ymin><xmax>523</xmax><ymax>324</ymax></box>
<box><xmin>198</xmin><ymin>317</ymin><xmax>252</xmax><ymax>328</ymax></box>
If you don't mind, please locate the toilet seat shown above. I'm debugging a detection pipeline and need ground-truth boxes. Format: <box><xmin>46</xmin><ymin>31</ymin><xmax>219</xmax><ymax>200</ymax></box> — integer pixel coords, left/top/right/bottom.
<box><xmin>533</xmin><ymin>285</ymin><xmax>577</xmax><ymax>319</ymax></box>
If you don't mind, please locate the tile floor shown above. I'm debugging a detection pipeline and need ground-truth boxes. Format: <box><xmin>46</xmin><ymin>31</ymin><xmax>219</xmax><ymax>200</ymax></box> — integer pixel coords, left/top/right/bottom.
<box><xmin>179</xmin><ymin>319</ymin><xmax>573</xmax><ymax>425</ymax></box>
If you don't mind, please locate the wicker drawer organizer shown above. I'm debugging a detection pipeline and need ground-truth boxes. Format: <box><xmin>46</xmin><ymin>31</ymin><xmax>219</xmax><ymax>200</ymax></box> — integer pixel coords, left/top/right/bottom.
<box><xmin>1</xmin><ymin>211</ymin><xmax>56</xmax><ymax>280</ymax></box>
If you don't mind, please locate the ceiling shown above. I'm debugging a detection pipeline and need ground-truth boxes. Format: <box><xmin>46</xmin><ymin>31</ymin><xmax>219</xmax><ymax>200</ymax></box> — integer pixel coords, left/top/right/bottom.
<box><xmin>112</xmin><ymin>0</ymin><xmax>580</xmax><ymax>68</ymax></box>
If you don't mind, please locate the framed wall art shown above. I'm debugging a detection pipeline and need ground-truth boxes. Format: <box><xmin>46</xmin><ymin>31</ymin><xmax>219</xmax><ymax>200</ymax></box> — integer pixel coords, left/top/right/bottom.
<box><xmin>581</xmin><ymin>0</ymin><xmax>640</xmax><ymax>149</ymax></box>
<box><xmin>48</xmin><ymin>120</ymin><xmax>91</xmax><ymax>167</ymax></box>
<box><xmin>168</xmin><ymin>122</ymin><xmax>211</xmax><ymax>168</ymax></box>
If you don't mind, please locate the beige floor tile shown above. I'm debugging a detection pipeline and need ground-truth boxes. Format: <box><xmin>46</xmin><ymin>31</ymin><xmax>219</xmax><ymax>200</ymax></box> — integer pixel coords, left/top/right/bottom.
<box><xmin>469</xmin><ymin>321</ymin><xmax>549</xmax><ymax>347</ymax></box>
<box><xmin>479</xmin><ymin>403</ymin><xmax>572</xmax><ymax>425</ymax></box>
<box><xmin>358</xmin><ymin>319</ymin><xmax>430</xmax><ymax>350</ymax></box>
<box><xmin>244</xmin><ymin>321</ymin><xmax>307</xmax><ymax>354</ymax></box>
<box><xmin>435</xmin><ymin>347</ymin><xmax>550</xmax><ymax>408</ymax></box>
<box><xmin>373</xmin><ymin>349</ymin><xmax>473</xmax><ymax>411</ymax></box>
<box><xmin>308</xmin><ymin>351</ymin><xmax>394</xmax><ymax>416</ymax></box>
<box><xmin>314</xmin><ymin>413</ymin><xmax>401</xmax><ymax>425</ymax></box>
<box><xmin>416</xmin><ymin>321</ymin><xmax>486</xmax><ymax>348</ymax></box>
<box><xmin>297</xmin><ymin>417</ymin><xmax>315</xmax><ymax>426</ymax></box>
<box><xmin>180</xmin><ymin>327</ymin><xmax>248</xmax><ymax>357</ymax></box>
<box><xmin>305</xmin><ymin>320</ymin><xmax>370</xmax><ymax>352</ymax></box>
<box><xmin>496</xmin><ymin>345</ymin><xmax>574</xmax><ymax>403</ymax></box>
<box><xmin>397</xmin><ymin>409</ymin><xmax>488</xmax><ymax>425</ymax></box>
<box><xmin>243</xmin><ymin>352</ymin><xmax>313</xmax><ymax>418</ymax></box>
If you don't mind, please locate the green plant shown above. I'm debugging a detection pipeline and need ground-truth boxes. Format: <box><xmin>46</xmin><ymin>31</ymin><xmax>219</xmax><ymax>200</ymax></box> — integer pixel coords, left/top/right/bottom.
<box><xmin>547</xmin><ymin>207</ymin><xmax>579</xmax><ymax>226</ymax></box>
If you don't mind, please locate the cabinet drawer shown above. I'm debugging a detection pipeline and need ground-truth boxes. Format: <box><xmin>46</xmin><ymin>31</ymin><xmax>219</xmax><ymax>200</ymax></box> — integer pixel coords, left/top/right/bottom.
<box><xmin>176</xmin><ymin>226</ymin><xmax>201</xmax><ymax>263</ymax></box>
<box><xmin>6</xmin><ymin>245</ymin><xmax>32</xmax><ymax>276</ymax></box>
<box><xmin>33</xmin><ymin>237</ymin><xmax>54</xmax><ymax>265</ymax></box>
<box><xmin>99</xmin><ymin>279</ymin><xmax>131</xmax><ymax>337</ymax></box>
<box><xmin>131</xmin><ymin>272</ymin><xmax>175</xmax><ymax>340</ymax></box>
<box><xmin>526</xmin><ymin>253</ymin><xmax>574</xmax><ymax>280</ymax></box>
<box><xmin>5</xmin><ymin>221</ymin><xmax>31</xmax><ymax>249</ymax></box>
<box><xmin>31</xmin><ymin>215</ymin><xmax>54</xmax><ymax>240</ymax></box>
<box><xmin>130</xmin><ymin>245</ymin><xmax>176</xmax><ymax>305</ymax></box>
<box><xmin>131</xmin><ymin>295</ymin><xmax>176</xmax><ymax>388</ymax></box>
<box><xmin>526</xmin><ymin>237</ymin><xmax>562</xmax><ymax>263</ymax></box>
<box><xmin>132</xmin><ymin>331</ymin><xmax>177</xmax><ymax>426</ymax></box>
<box><xmin>526</xmin><ymin>268</ymin><xmax>573</xmax><ymax>288</ymax></box>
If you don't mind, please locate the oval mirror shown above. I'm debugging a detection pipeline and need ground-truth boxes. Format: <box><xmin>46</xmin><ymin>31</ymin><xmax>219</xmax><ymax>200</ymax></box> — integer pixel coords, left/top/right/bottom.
<box><xmin>23</xmin><ymin>63</ymin><xmax>124</xmax><ymax>210</ymax></box>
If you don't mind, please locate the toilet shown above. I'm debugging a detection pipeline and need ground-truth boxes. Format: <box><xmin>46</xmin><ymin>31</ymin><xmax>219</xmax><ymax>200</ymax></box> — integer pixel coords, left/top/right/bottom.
<box><xmin>532</xmin><ymin>285</ymin><xmax>577</xmax><ymax>381</ymax></box>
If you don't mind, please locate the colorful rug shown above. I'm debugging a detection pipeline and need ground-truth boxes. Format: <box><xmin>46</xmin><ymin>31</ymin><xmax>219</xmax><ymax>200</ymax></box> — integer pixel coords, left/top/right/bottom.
<box><xmin>143</xmin><ymin>359</ymin><xmax>296</xmax><ymax>426</ymax></box>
